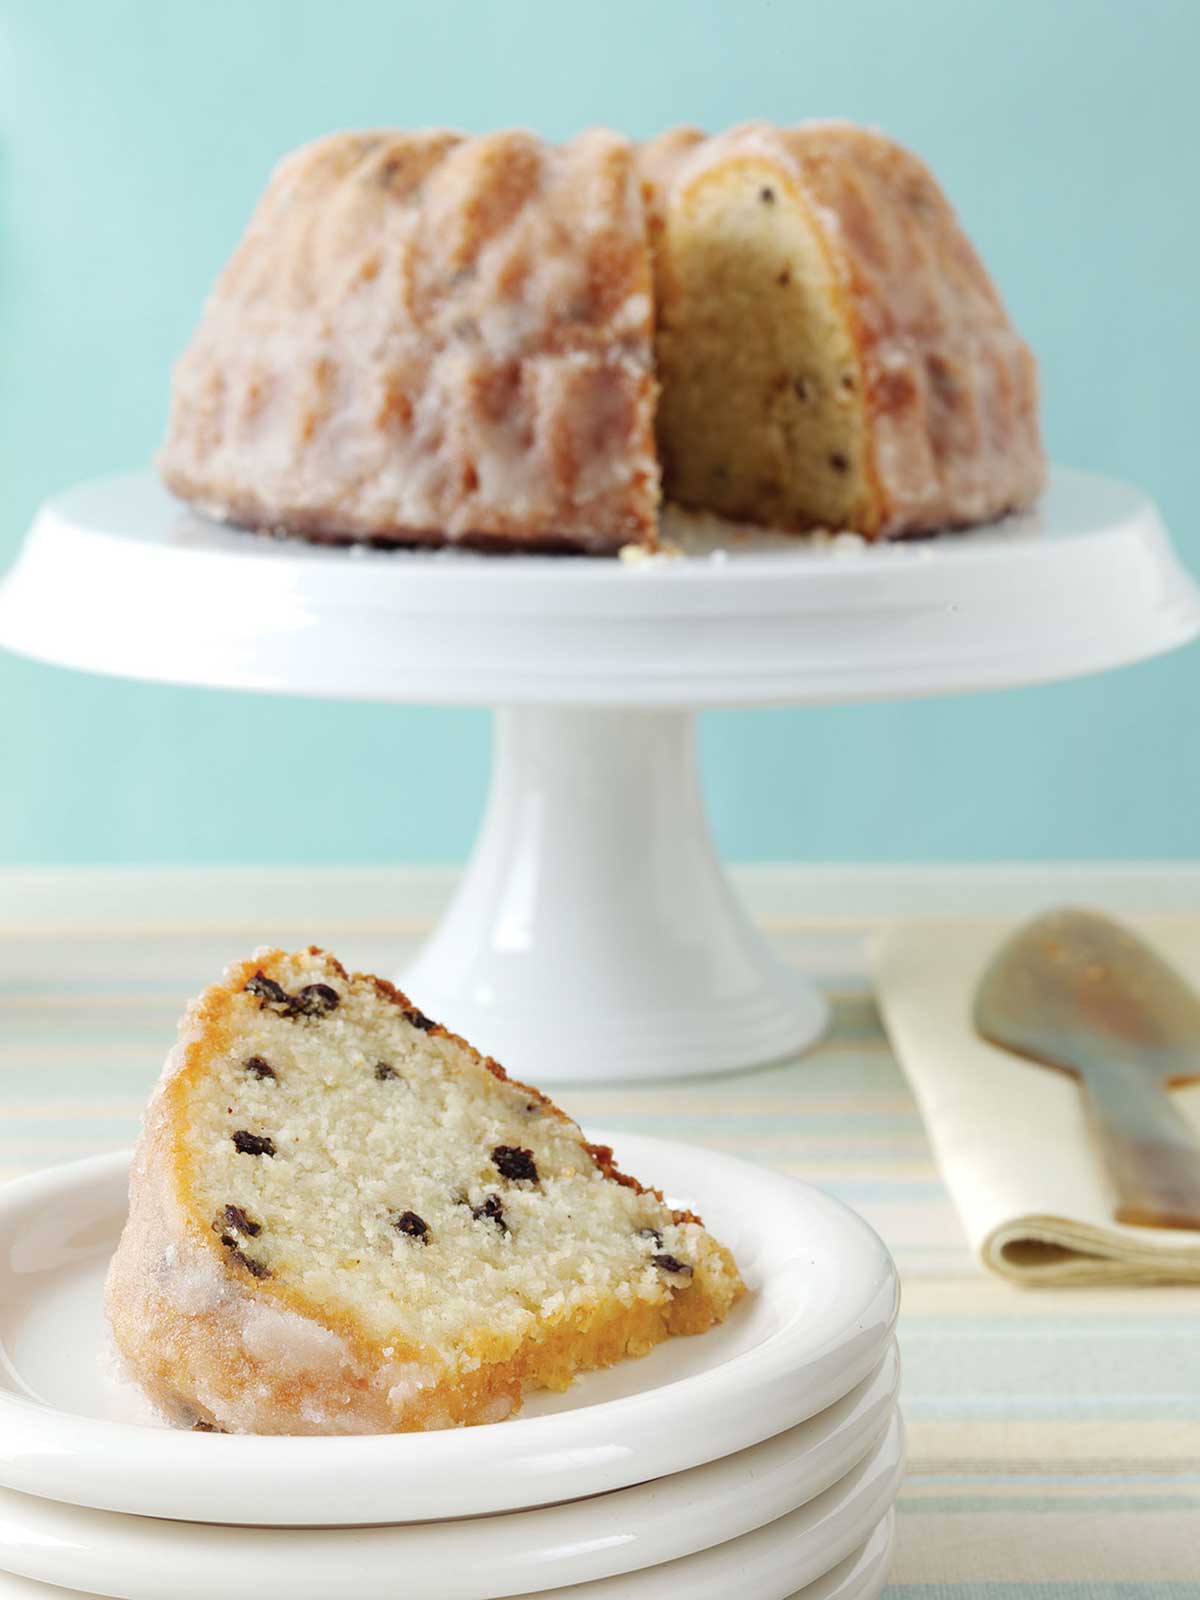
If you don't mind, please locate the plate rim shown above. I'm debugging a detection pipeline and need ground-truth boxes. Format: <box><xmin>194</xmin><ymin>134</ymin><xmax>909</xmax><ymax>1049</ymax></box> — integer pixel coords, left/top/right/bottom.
<box><xmin>0</xmin><ymin>1415</ymin><xmax>904</xmax><ymax>1600</ymax></box>
<box><xmin>0</xmin><ymin>1512</ymin><xmax>895</xmax><ymax>1600</ymax></box>
<box><xmin>0</xmin><ymin>1133</ymin><xmax>899</xmax><ymax>1525</ymax></box>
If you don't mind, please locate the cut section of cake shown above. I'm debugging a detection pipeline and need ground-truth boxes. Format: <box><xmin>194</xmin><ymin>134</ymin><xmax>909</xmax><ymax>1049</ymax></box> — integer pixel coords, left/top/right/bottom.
<box><xmin>647</xmin><ymin>121</ymin><xmax>1045</xmax><ymax>537</ymax></box>
<box><xmin>159</xmin><ymin>129</ymin><xmax>660</xmax><ymax>554</ymax></box>
<box><xmin>105</xmin><ymin>948</ymin><xmax>744</xmax><ymax>1434</ymax></box>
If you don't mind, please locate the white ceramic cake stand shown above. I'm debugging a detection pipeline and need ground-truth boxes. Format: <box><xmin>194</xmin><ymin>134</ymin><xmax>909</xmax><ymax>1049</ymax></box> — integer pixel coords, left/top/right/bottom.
<box><xmin>0</xmin><ymin>468</ymin><xmax>1196</xmax><ymax>1083</ymax></box>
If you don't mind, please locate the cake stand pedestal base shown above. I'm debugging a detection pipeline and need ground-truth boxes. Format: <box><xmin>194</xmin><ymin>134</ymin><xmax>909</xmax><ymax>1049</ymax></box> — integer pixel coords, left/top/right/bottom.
<box><xmin>401</xmin><ymin>706</ymin><xmax>828</xmax><ymax>1083</ymax></box>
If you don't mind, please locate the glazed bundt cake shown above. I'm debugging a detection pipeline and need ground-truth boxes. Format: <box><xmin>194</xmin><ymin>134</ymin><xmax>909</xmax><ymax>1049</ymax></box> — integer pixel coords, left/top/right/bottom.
<box><xmin>161</xmin><ymin>122</ymin><xmax>1044</xmax><ymax>550</ymax></box>
<box><xmin>106</xmin><ymin>948</ymin><xmax>744</xmax><ymax>1434</ymax></box>
<box><xmin>160</xmin><ymin>130</ymin><xmax>660</xmax><ymax>554</ymax></box>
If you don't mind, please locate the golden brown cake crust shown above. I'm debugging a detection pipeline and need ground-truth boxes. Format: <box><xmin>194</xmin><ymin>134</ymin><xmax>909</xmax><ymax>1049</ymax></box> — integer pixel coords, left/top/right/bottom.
<box><xmin>638</xmin><ymin>125</ymin><xmax>706</xmax><ymax>245</ymax></box>
<box><xmin>647</xmin><ymin>121</ymin><xmax>1045</xmax><ymax>538</ymax></box>
<box><xmin>106</xmin><ymin>948</ymin><xmax>742</xmax><ymax>1434</ymax></box>
<box><xmin>160</xmin><ymin>130</ymin><xmax>660</xmax><ymax>554</ymax></box>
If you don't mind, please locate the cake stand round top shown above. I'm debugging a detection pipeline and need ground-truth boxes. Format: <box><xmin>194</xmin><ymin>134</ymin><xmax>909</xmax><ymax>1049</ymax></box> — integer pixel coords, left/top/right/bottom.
<box><xmin>0</xmin><ymin>467</ymin><xmax>1196</xmax><ymax>706</ymax></box>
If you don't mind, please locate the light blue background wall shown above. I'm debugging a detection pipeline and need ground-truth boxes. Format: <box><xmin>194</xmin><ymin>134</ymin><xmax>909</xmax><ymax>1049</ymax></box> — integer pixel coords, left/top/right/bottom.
<box><xmin>1</xmin><ymin>0</ymin><xmax>1197</xmax><ymax>866</ymax></box>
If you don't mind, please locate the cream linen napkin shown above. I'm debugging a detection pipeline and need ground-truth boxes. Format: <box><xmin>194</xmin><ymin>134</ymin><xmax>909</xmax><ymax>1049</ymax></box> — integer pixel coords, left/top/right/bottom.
<box><xmin>874</xmin><ymin>915</ymin><xmax>1200</xmax><ymax>1286</ymax></box>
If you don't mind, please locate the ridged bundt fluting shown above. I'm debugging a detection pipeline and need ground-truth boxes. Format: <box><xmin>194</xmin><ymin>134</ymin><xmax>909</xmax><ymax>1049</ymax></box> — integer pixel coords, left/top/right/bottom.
<box><xmin>161</xmin><ymin>130</ymin><xmax>660</xmax><ymax>554</ymax></box>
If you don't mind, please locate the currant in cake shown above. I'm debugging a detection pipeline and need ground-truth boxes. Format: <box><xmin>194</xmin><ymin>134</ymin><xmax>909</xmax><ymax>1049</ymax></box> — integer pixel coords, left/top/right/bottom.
<box><xmin>160</xmin><ymin>121</ymin><xmax>1044</xmax><ymax>551</ymax></box>
<box><xmin>105</xmin><ymin>948</ymin><xmax>744</xmax><ymax>1434</ymax></box>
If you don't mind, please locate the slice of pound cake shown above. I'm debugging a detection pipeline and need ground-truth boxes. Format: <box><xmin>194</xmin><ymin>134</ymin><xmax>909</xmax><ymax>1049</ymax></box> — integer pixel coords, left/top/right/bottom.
<box><xmin>106</xmin><ymin>948</ymin><xmax>744</xmax><ymax>1434</ymax></box>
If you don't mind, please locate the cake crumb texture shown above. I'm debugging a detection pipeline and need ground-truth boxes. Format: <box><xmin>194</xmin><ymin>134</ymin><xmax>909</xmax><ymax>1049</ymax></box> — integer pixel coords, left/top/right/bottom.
<box><xmin>648</xmin><ymin>121</ymin><xmax>1044</xmax><ymax>537</ymax></box>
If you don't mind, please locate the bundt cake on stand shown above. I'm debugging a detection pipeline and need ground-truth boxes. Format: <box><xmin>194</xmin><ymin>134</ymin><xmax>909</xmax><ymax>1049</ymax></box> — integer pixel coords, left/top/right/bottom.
<box><xmin>2</xmin><ymin>125</ymin><xmax>1195</xmax><ymax>1086</ymax></box>
<box><xmin>160</xmin><ymin>121</ymin><xmax>1044</xmax><ymax>552</ymax></box>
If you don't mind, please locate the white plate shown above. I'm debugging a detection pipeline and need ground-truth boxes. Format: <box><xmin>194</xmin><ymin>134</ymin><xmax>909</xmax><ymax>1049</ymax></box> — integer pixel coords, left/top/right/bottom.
<box><xmin>0</xmin><ymin>1510</ymin><xmax>896</xmax><ymax>1600</ymax></box>
<box><xmin>0</xmin><ymin>1413</ymin><xmax>903</xmax><ymax>1600</ymax></box>
<box><xmin>0</xmin><ymin>1387</ymin><xmax>901</xmax><ymax>1599</ymax></box>
<box><xmin>544</xmin><ymin>1506</ymin><xmax>898</xmax><ymax>1600</ymax></box>
<box><xmin>0</xmin><ymin>1138</ymin><xmax>898</xmax><ymax>1526</ymax></box>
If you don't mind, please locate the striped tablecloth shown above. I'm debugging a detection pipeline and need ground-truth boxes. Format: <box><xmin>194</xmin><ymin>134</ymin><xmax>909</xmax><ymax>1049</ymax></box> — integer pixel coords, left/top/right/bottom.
<box><xmin>1</xmin><ymin>868</ymin><xmax>1197</xmax><ymax>1595</ymax></box>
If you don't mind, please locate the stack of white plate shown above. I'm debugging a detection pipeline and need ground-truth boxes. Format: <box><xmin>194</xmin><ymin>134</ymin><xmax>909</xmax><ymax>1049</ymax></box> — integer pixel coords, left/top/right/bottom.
<box><xmin>0</xmin><ymin>1133</ymin><xmax>903</xmax><ymax>1600</ymax></box>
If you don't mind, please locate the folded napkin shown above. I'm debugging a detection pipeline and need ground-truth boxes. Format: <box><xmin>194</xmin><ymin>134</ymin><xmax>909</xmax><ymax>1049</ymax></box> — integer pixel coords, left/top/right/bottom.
<box><xmin>874</xmin><ymin>916</ymin><xmax>1200</xmax><ymax>1286</ymax></box>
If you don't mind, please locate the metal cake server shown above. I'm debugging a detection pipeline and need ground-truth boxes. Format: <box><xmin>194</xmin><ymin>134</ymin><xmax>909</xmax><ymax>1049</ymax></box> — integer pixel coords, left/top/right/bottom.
<box><xmin>974</xmin><ymin>907</ymin><xmax>1200</xmax><ymax>1230</ymax></box>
